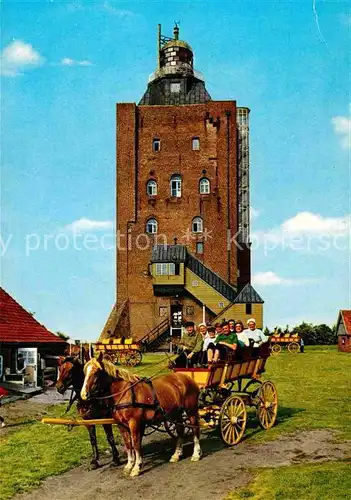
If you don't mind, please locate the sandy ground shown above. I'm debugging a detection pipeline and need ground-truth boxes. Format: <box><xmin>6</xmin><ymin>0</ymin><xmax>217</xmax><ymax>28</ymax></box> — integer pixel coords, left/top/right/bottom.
<box><xmin>12</xmin><ymin>429</ymin><xmax>350</xmax><ymax>500</ymax></box>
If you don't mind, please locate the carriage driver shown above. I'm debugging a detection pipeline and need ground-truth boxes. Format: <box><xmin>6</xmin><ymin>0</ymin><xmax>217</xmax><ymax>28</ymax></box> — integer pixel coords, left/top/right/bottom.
<box><xmin>174</xmin><ymin>321</ymin><xmax>203</xmax><ymax>368</ymax></box>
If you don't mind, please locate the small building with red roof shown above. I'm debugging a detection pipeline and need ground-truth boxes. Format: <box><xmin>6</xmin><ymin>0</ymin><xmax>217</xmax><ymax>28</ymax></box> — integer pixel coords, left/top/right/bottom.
<box><xmin>0</xmin><ymin>287</ymin><xmax>66</xmax><ymax>389</ymax></box>
<box><xmin>336</xmin><ymin>310</ymin><xmax>351</xmax><ymax>353</ymax></box>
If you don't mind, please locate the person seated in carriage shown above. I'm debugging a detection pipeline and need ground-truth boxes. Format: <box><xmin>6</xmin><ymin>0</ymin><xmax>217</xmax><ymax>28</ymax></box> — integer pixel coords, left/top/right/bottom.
<box><xmin>207</xmin><ymin>321</ymin><xmax>238</xmax><ymax>364</ymax></box>
<box><xmin>234</xmin><ymin>320</ymin><xmax>250</xmax><ymax>347</ymax></box>
<box><xmin>243</xmin><ymin>319</ymin><xmax>268</xmax><ymax>348</ymax></box>
<box><xmin>173</xmin><ymin>321</ymin><xmax>203</xmax><ymax>368</ymax></box>
<box><xmin>201</xmin><ymin>326</ymin><xmax>217</xmax><ymax>365</ymax></box>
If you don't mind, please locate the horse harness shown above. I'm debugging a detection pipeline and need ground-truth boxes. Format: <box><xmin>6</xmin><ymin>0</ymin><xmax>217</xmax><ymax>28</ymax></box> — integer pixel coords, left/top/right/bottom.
<box><xmin>112</xmin><ymin>377</ymin><xmax>161</xmax><ymax>414</ymax></box>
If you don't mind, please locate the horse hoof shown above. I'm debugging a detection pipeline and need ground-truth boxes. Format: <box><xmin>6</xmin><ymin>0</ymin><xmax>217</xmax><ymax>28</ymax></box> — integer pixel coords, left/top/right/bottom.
<box><xmin>90</xmin><ymin>461</ymin><xmax>101</xmax><ymax>470</ymax></box>
<box><xmin>191</xmin><ymin>455</ymin><xmax>201</xmax><ymax>462</ymax></box>
<box><xmin>130</xmin><ymin>468</ymin><xmax>140</xmax><ymax>477</ymax></box>
<box><xmin>124</xmin><ymin>465</ymin><xmax>133</xmax><ymax>474</ymax></box>
<box><xmin>169</xmin><ymin>455</ymin><xmax>180</xmax><ymax>463</ymax></box>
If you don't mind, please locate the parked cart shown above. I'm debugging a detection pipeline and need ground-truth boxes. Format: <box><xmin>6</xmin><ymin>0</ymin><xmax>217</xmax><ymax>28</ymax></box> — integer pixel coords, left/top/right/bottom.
<box><xmin>94</xmin><ymin>338</ymin><xmax>143</xmax><ymax>367</ymax></box>
<box><xmin>269</xmin><ymin>335</ymin><xmax>301</xmax><ymax>355</ymax></box>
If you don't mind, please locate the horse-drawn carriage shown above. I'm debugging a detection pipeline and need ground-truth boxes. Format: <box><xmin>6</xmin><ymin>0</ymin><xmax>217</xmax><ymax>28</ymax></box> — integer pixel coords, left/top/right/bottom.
<box><xmin>94</xmin><ymin>338</ymin><xmax>143</xmax><ymax>367</ymax></box>
<box><xmin>46</xmin><ymin>343</ymin><xmax>277</xmax><ymax>449</ymax></box>
<box><xmin>269</xmin><ymin>334</ymin><xmax>301</xmax><ymax>355</ymax></box>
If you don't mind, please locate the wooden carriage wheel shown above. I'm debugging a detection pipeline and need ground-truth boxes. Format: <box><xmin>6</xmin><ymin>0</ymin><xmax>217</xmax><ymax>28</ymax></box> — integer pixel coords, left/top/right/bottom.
<box><xmin>270</xmin><ymin>344</ymin><xmax>282</xmax><ymax>355</ymax></box>
<box><xmin>256</xmin><ymin>381</ymin><xmax>278</xmax><ymax>429</ymax></box>
<box><xmin>109</xmin><ymin>352</ymin><xmax>120</xmax><ymax>365</ymax></box>
<box><xmin>219</xmin><ymin>395</ymin><xmax>247</xmax><ymax>446</ymax></box>
<box><xmin>118</xmin><ymin>351</ymin><xmax>128</xmax><ymax>366</ymax></box>
<box><xmin>125</xmin><ymin>351</ymin><xmax>142</xmax><ymax>367</ymax></box>
<box><xmin>288</xmin><ymin>342</ymin><xmax>300</xmax><ymax>354</ymax></box>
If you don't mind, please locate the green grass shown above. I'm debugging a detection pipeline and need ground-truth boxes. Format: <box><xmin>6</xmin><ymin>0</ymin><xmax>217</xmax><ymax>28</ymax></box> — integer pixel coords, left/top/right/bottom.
<box><xmin>226</xmin><ymin>461</ymin><xmax>351</xmax><ymax>500</ymax></box>
<box><xmin>0</xmin><ymin>347</ymin><xmax>350</xmax><ymax>499</ymax></box>
<box><xmin>254</xmin><ymin>345</ymin><xmax>351</xmax><ymax>442</ymax></box>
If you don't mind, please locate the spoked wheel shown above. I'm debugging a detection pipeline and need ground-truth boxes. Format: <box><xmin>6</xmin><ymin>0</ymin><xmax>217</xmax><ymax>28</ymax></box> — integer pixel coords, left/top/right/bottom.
<box><xmin>270</xmin><ymin>344</ymin><xmax>282</xmax><ymax>355</ymax></box>
<box><xmin>256</xmin><ymin>381</ymin><xmax>278</xmax><ymax>429</ymax></box>
<box><xmin>126</xmin><ymin>351</ymin><xmax>142</xmax><ymax>367</ymax></box>
<box><xmin>219</xmin><ymin>395</ymin><xmax>247</xmax><ymax>446</ymax></box>
<box><xmin>109</xmin><ymin>352</ymin><xmax>120</xmax><ymax>365</ymax></box>
<box><xmin>288</xmin><ymin>342</ymin><xmax>300</xmax><ymax>354</ymax></box>
<box><xmin>118</xmin><ymin>351</ymin><xmax>128</xmax><ymax>366</ymax></box>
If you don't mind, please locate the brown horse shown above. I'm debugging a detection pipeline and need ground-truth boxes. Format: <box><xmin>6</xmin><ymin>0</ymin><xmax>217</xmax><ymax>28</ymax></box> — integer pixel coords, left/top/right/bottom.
<box><xmin>80</xmin><ymin>353</ymin><xmax>202</xmax><ymax>477</ymax></box>
<box><xmin>56</xmin><ymin>356</ymin><xmax>120</xmax><ymax>469</ymax></box>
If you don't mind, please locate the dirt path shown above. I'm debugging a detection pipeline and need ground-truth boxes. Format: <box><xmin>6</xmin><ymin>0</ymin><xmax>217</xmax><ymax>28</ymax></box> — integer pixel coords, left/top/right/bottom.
<box><xmin>14</xmin><ymin>429</ymin><xmax>350</xmax><ymax>500</ymax></box>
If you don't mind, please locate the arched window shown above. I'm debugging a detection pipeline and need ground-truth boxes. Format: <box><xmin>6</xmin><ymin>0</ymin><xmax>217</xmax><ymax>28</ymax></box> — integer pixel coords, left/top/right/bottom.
<box><xmin>192</xmin><ymin>216</ymin><xmax>203</xmax><ymax>233</ymax></box>
<box><xmin>170</xmin><ymin>174</ymin><xmax>182</xmax><ymax>197</ymax></box>
<box><xmin>146</xmin><ymin>180</ymin><xmax>157</xmax><ymax>196</ymax></box>
<box><xmin>199</xmin><ymin>178</ymin><xmax>210</xmax><ymax>194</ymax></box>
<box><xmin>146</xmin><ymin>218</ymin><xmax>157</xmax><ymax>234</ymax></box>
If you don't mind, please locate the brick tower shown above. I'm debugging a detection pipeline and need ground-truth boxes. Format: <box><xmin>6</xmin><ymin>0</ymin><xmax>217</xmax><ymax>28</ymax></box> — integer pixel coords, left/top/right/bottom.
<box><xmin>100</xmin><ymin>25</ymin><xmax>263</xmax><ymax>344</ymax></box>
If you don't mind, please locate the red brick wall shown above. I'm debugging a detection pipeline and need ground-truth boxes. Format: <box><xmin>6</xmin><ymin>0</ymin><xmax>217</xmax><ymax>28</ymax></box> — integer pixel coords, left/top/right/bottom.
<box><xmin>338</xmin><ymin>336</ymin><xmax>351</xmax><ymax>352</ymax></box>
<box><xmin>116</xmin><ymin>102</ymin><xmax>238</xmax><ymax>338</ymax></box>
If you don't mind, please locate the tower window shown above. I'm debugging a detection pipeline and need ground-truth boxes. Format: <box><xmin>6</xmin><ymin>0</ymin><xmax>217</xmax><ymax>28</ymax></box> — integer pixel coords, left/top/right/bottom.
<box><xmin>170</xmin><ymin>82</ymin><xmax>181</xmax><ymax>93</ymax></box>
<box><xmin>246</xmin><ymin>304</ymin><xmax>252</xmax><ymax>315</ymax></box>
<box><xmin>192</xmin><ymin>216</ymin><xmax>203</xmax><ymax>233</ymax></box>
<box><xmin>146</xmin><ymin>218</ymin><xmax>157</xmax><ymax>234</ymax></box>
<box><xmin>199</xmin><ymin>178</ymin><xmax>210</xmax><ymax>194</ymax></box>
<box><xmin>192</xmin><ymin>137</ymin><xmax>200</xmax><ymax>151</ymax></box>
<box><xmin>196</xmin><ymin>242</ymin><xmax>204</xmax><ymax>254</ymax></box>
<box><xmin>170</xmin><ymin>174</ymin><xmax>182</xmax><ymax>197</ymax></box>
<box><xmin>146</xmin><ymin>180</ymin><xmax>157</xmax><ymax>196</ymax></box>
<box><xmin>152</xmin><ymin>139</ymin><xmax>161</xmax><ymax>152</ymax></box>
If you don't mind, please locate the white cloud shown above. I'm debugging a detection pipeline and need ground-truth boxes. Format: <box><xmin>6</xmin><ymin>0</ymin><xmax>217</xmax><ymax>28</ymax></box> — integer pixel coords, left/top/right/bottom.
<box><xmin>252</xmin><ymin>271</ymin><xmax>317</xmax><ymax>287</ymax></box>
<box><xmin>332</xmin><ymin>112</ymin><xmax>351</xmax><ymax>150</ymax></box>
<box><xmin>60</xmin><ymin>58</ymin><xmax>93</xmax><ymax>67</ymax></box>
<box><xmin>64</xmin><ymin>218</ymin><xmax>114</xmax><ymax>232</ymax></box>
<box><xmin>1</xmin><ymin>40</ymin><xmax>44</xmax><ymax>76</ymax></box>
<box><xmin>281</xmin><ymin>212</ymin><xmax>350</xmax><ymax>235</ymax></box>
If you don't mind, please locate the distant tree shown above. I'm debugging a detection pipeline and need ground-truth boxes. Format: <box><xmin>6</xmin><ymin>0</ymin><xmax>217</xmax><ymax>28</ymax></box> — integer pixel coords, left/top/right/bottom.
<box><xmin>284</xmin><ymin>324</ymin><xmax>290</xmax><ymax>334</ymax></box>
<box><xmin>291</xmin><ymin>322</ymin><xmax>337</xmax><ymax>345</ymax></box>
<box><xmin>56</xmin><ymin>331</ymin><xmax>70</xmax><ymax>341</ymax></box>
<box><xmin>263</xmin><ymin>326</ymin><xmax>270</xmax><ymax>336</ymax></box>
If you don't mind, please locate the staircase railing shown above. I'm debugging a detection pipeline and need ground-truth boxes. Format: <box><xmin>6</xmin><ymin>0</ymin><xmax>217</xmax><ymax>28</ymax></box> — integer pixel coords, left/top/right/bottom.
<box><xmin>138</xmin><ymin>317</ymin><xmax>171</xmax><ymax>348</ymax></box>
<box><xmin>186</xmin><ymin>254</ymin><xmax>237</xmax><ymax>302</ymax></box>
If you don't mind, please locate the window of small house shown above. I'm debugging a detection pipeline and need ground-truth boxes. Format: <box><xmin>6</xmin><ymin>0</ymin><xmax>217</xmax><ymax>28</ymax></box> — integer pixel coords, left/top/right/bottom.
<box><xmin>170</xmin><ymin>174</ymin><xmax>182</xmax><ymax>197</ymax></box>
<box><xmin>155</xmin><ymin>263</ymin><xmax>175</xmax><ymax>275</ymax></box>
<box><xmin>192</xmin><ymin>216</ymin><xmax>203</xmax><ymax>233</ymax></box>
<box><xmin>146</xmin><ymin>218</ymin><xmax>157</xmax><ymax>234</ymax></box>
<box><xmin>146</xmin><ymin>180</ymin><xmax>157</xmax><ymax>196</ymax></box>
<box><xmin>246</xmin><ymin>304</ymin><xmax>252</xmax><ymax>315</ymax></box>
<box><xmin>199</xmin><ymin>178</ymin><xmax>210</xmax><ymax>194</ymax></box>
<box><xmin>192</xmin><ymin>137</ymin><xmax>200</xmax><ymax>150</ymax></box>
<box><xmin>186</xmin><ymin>306</ymin><xmax>194</xmax><ymax>316</ymax></box>
<box><xmin>153</xmin><ymin>139</ymin><xmax>161</xmax><ymax>152</ymax></box>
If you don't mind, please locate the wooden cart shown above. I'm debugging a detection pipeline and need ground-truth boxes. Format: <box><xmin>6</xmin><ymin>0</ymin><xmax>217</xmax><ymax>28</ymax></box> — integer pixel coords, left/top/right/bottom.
<box><xmin>94</xmin><ymin>339</ymin><xmax>143</xmax><ymax>367</ymax></box>
<box><xmin>172</xmin><ymin>343</ymin><xmax>278</xmax><ymax>445</ymax></box>
<box><xmin>269</xmin><ymin>335</ymin><xmax>301</xmax><ymax>355</ymax></box>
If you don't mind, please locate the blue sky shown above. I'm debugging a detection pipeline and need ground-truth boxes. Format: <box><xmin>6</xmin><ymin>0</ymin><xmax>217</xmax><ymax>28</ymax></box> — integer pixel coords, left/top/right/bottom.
<box><xmin>1</xmin><ymin>0</ymin><xmax>350</xmax><ymax>340</ymax></box>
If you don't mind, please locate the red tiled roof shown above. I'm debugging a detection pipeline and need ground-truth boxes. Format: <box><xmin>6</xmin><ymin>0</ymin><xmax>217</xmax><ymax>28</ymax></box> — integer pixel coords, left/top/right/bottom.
<box><xmin>341</xmin><ymin>310</ymin><xmax>351</xmax><ymax>336</ymax></box>
<box><xmin>0</xmin><ymin>288</ymin><xmax>66</xmax><ymax>344</ymax></box>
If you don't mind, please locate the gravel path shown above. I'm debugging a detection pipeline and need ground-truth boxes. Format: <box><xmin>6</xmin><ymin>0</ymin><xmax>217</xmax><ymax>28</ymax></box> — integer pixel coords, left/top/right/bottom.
<box><xmin>13</xmin><ymin>429</ymin><xmax>350</xmax><ymax>500</ymax></box>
